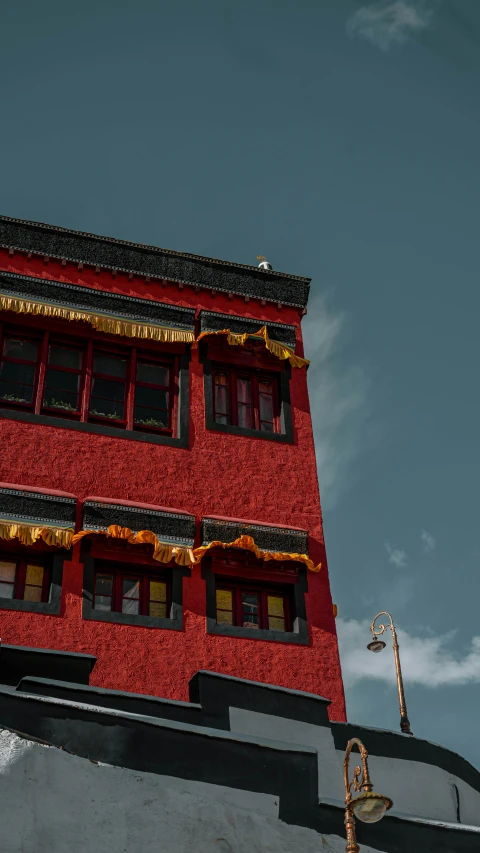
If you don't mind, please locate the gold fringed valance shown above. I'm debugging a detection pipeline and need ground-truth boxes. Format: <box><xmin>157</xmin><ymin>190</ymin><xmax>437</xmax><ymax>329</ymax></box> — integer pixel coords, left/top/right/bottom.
<box><xmin>0</xmin><ymin>522</ymin><xmax>74</xmax><ymax>549</ymax></box>
<box><xmin>0</xmin><ymin>296</ymin><xmax>195</xmax><ymax>344</ymax></box>
<box><xmin>194</xmin><ymin>326</ymin><xmax>309</xmax><ymax>368</ymax></box>
<box><xmin>72</xmin><ymin>525</ymin><xmax>195</xmax><ymax>566</ymax></box>
<box><xmin>192</xmin><ymin>534</ymin><xmax>321</xmax><ymax>572</ymax></box>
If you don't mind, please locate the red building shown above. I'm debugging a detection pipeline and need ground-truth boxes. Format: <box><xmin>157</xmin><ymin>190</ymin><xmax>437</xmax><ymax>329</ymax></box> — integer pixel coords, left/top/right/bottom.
<box><xmin>0</xmin><ymin>215</ymin><xmax>346</xmax><ymax>721</ymax></box>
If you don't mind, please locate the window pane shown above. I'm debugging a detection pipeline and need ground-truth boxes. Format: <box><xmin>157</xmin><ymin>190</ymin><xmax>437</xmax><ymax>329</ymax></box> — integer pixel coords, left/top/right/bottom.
<box><xmin>0</xmin><ymin>561</ymin><xmax>16</xmax><ymax>582</ymax></box>
<box><xmin>94</xmin><ymin>595</ymin><xmax>112</xmax><ymax>611</ymax></box>
<box><xmin>237</xmin><ymin>404</ymin><xmax>252</xmax><ymax>429</ymax></box>
<box><xmin>149</xmin><ymin>601</ymin><xmax>167</xmax><ymax>618</ymax></box>
<box><xmin>215</xmin><ymin>386</ymin><xmax>228</xmax><ymax>413</ymax></box>
<box><xmin>43</xmin><ymin>389</ymin><xmax>79</xmax><ymax>411</ymax></box>
<box><xmin>3</xmin><ymin>338</ymin><xmax>38</xmax><ymax>361</ymax></box>
<box><xmin>91</xmin><ymin>377</ymin><xmax>125</xmax><ymax>402</ymax></box>
<box><xmin>24</xmin><ymin>585</ymin><xmax>43</xmax><ymax>603</ymax></box>
<box><xmin>242</xmin><ymin>592</ymin><xmax>259</xmax><ymax>628</ymax></box>
<box><xmin>0</xmin><ymin>361</ymin><xmax>36</xmax><ymax>383</ymax></box>
<box><xmin>217</xmin><ymin>609</ymin><xmax>234</xmax><ymax>625</ymax></box>
<box><xmin>0</xmin><ymin>362</ymin><xmax>35</xmax><ymax>403</ymax></box>
<box><xmin>122</xmin><ymin>598</ymin><xmax>140</xmax><ymax>615</ymax></box>
<box><xmin>260</xmin><ymin>421</ymin><xmax>274</xmax><ymax>433</ymax></box>
<box><xmin>44</xmin><ymin>369</ymin><xmax>79</xmax><ymax>411</ymax></box>
<box><xmin>95</xmin><ymin>575</ymin><xmax>113</xmax><ymax>595</ymax></box>
<box><xmin>0</xmin><ymin>583</ymin><xmax>14</xmax><ymax>599</ymax></box>
<box><xmin>48</xmin><ymin>345</ymin><xmax>82</xmax><ymax>369</ymax></box>
<box><xmin>150</xmin><ymin>581</ymin><xmax>167</xmax><ymax>602</ymax></box>
<box><xmin>25</xmin><ymin>564</ymin><xmax>44</xmax><ymax>588</ymax></box>
<box><xmin>135</xmin><ymin>386</ymin><xmax>168</xmax><ymax>410</ymax></box>
<box><xmin>137</xmin><ymin>363</ymin><xmax>169</xmax><ymax>386</ymax></box>
<box><xmin>90</xmin><ymin>398</ymin><xmax>125</xmax><ymax>420</ymax></box>
<box><xmin>237</xmin><ymin>377</ymin><xmax>251</xmax><ymax>404</ymax></box>
<box><xmin>259</xmin><ymin>383</ymin><xmax>274</xmax><ymax>424</ymax></box>
<box><xmin>134</xmin><ymin>406</ymin><xmax>169</xmax><ymax>429</ymax></box>
<box><xmin>0</xmin><ymin>561</ymin><xmax>15</xmax><ymax>599</ymax></box>
<box><xmin>93</xmin><ymin>354</ymin><xmax>126</xmax><ymax>378</ymax></box>
<box><xmin>267</xmin><ymin>596</ymin><xmax>285</xmax><ymax>618</ymax></box>
<box><xmin>216</xmin><ymin>589</ymin><xmax>233</xmax><ymax>610</ymax></box>
<box><xmin>123</xmin><ymin>578</ymin><xmax>140</xmax><ymax>600</ymax></box>
<box><xmin>214</xmin><ymin>374</ymin><xmax>229</xmax><ymax>422</ymax></box>
<box><xmin>44</xmin><ymin>369</ymin><xmax>79</xmax><ymax>393</ymax></box>
<box><xmin>268</xmin><ymin>616</ymin><xmax>286</xmax><ymax>631</ymax></box>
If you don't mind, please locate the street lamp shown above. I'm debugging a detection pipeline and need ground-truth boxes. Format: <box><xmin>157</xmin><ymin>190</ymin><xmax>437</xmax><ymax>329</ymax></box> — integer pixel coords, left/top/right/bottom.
<box><xmin>367</xmin><ymin>611</ymin><xmax>413</xmax><ymax>736</ymax></box>
<box><xmin>344</xmin><ymin>737</ymin><xmax>392</xmax><ymax>853</ymax></box>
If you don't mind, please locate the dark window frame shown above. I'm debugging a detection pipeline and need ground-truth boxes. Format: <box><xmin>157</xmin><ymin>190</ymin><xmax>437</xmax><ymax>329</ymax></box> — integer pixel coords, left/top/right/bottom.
<box><xmin>92</xmin><ymin>563</ymin><xmax>171</xmax><ymax>619</ymax></box>
<box><xmin>216</xmin><ymin>580</ymin><xmax>293</xmax><ymax>632</ymax></box>
<box><xmin>213</xmin><ymin>368</ymin><xmax>280</xmax><ymax>433</ymax></box>
<box><xmin>81</xmin><ymin>539</ymin><xmax>189</xmax><ymax>630</ymax></box>
<box><xmin>202</xmin><ymin>554</ymin><xmax>309</xmax><ymax>644</ymax></box>
<box><xmin>201</xmin><ymin>344</ymin><xmax>294</xmax><ymax>444</ymax></box>
<box><xmin>0</xmin><ymin>318</ymin><xmax>190</xmax><ymax>447</ymax></box>
<box><xmin>0</xmin><ymin>545</ymin><xmax>67</xmax><ymax>615</ymax></box>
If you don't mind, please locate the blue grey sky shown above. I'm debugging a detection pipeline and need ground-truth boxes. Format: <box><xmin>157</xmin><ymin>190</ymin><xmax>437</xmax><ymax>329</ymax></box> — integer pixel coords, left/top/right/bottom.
<box><xmin>1</xmin><ymin>0</ymin><xmax>479</xmax><ymax>766</ymax></box>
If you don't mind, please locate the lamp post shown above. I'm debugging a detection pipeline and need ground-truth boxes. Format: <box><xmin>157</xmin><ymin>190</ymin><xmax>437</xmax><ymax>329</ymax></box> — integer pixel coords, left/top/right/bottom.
<box><xmin>344</xmin><ymin>737</ymin><xmax>392</xmax><ymax>853</ymax></box>
<box><xmin>367</xmin><ymin>611</ymin><xmax>413</xmax><ymax>736</ymax></box>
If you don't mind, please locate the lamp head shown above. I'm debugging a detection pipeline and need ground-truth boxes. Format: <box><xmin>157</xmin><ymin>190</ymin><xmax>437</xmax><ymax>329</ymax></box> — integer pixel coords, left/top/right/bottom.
<box><xmin>350</xmin><ymin>791</ymin><xmax>393</xmax><ymax>824</ymax></box>
<box><xmin>367</xmin><ymin>636</ymin><xmax>386</xmax><ymax>653</ymax></box>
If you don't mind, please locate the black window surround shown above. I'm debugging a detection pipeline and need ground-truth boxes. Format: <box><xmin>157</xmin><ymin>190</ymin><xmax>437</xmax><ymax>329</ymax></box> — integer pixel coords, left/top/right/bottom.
<box><xmin>202</xmin><ymin>350</ymin><xmax>294</xmax><ymax>443</ymax></box>
<box><xmin>0</xmin><ymin>549</ymin><xmax>68</xmax><ymax>616</ymax></box>
<box><xmin>80</xmin><ymin>540</ymin><xmax>189</xmax><ymax>631</ymax></box>
<box><xmin>201</xmin><ymin>555</ymin><xmax>309</xmax><ymax>645</ymax></box>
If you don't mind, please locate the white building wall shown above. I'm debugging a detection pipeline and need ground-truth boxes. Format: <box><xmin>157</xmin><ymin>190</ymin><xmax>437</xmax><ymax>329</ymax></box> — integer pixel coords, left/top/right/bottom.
<box><xmin>0</xmin><ymin>729</ymin><xmax>386</xmax><ymax>853</ymax></box>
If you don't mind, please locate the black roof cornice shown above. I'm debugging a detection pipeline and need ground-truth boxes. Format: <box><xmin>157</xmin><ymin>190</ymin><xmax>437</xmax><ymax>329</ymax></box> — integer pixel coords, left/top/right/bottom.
<box><xmin>0</xmin><ymin>215</ymin><xmax>311</xmax><ymax>309</ymax></box>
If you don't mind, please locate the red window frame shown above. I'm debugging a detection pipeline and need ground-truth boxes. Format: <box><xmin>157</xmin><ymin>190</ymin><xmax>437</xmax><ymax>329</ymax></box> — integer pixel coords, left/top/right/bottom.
<box><xmin>0</xmin><ymin>322</ymin><xmax>178</xmax><ymax>435</ymax></box>
<box><xmin>0</xmin><ymin>554</ymin><xmax>50</xmax><ymax>603</ymax></box>
<box><xmin>92</xmin><ymin>563</ymin><xmax>171</xmax><ymax>618</ymax></box>
<box><xmin>215</xmin><ymin>578</ymin><xmax>292</xmax><ymax>632</ymax></box>
<box><xmin>213</xmin><ymin>366</ymin><xmax>280</xmax><ymax>433</ymax></box>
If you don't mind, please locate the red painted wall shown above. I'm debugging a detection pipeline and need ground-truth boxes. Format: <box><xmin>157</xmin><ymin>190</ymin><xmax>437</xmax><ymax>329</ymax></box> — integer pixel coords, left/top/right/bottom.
<box><xmin>0</xmin><ymin>249</ymin><xmax>346</xmax><ymax>721</ymax></box>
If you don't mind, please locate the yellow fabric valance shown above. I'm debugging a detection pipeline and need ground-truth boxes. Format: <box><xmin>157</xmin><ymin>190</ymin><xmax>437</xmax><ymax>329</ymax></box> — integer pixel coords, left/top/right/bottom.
<box><xmin>194</xmin><ymin>326</ymin><xmax>309</xmax><ymax>368</ymax></box>
<box><xmin>0</xmin><ymin>522</ymin><xmax>74</xmax><ymax>549</ymax></box>
<box><xmin>192</xmin><ymin>534</ymin><xmax>321</xmax><ymax>573</ymax></box>
<box><xmin>0</xmin><ymin>295</ymin><xmax>195</xmax><ymax>344</ymax></box>
<box><xmin>72</xmin><ymin>525</ymin><xmax>195</xmax><ymax>566</ymax></box>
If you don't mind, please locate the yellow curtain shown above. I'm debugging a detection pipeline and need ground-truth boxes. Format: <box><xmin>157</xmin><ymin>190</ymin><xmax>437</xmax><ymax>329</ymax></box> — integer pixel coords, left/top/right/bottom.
<box><xmin>72</xmin><ymin>526</ymin><xmax>194</xmax><ymax>566</ymax></box>
<box><xmin>0</xmin><ymin>522</ymin><xmax>74</xmax><ymax>548</ymax></box>
<box><xmin>0</xmin><ymin>295</ymin><xmax>195</xmax><ymax>343</ymax></box>
<box><xmin>194</xmin><ymin>326</ymin><xmax>309</xmax><ymax>368</ymax></box>
<box><xmin>192</xmin><ymin>534</ymin><xmax>321</xmax><ymax>572</ymax></box>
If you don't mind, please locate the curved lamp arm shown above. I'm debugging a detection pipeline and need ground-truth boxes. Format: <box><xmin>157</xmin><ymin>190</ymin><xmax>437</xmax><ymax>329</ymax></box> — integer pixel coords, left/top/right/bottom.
<box><xmin>370</xmin><ymin>611</ymin><xmax>394</xmax><ymax>638</ymax></box>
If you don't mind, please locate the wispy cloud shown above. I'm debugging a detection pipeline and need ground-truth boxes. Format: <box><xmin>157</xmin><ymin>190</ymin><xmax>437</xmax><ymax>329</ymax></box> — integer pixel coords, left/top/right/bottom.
<box><xmin>385</xmin><ymin>541</ymin><xmax>408</xmax><ymax>568</ymax></box>
<box><xmin>346</xmin><ymin>1</ymin><xmax>435</xmax><ymax>52</ymax></box>
<box><xmin>421</xmin><ymin>530</ymin><xmax>435</xmax><ymax>553</ymax></box>
<box><xmin>302</xmin><ymin>295</ymin><xmax>373</xmax><ymax>509</ymax></box>
<box><xmin>337</xmin><ymin>617</ymin><xmax>480</xmax><ymax>688</ymax></box>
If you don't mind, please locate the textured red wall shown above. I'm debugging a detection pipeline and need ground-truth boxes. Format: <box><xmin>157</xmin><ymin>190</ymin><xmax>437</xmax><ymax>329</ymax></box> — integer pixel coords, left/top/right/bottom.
<box><xmin>0</xmin><ymin>249</ymin><xmax>346</xmax><ymax>721</ymax></box>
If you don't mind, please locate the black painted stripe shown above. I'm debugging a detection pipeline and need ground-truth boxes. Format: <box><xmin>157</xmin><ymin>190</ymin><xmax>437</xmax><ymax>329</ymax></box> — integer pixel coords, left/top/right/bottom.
<box><xmin>0</xmin><ymin>270</ymin><xmax>196</xmax><ymax>329</ymax></box>
<box><xmin>332</xmin><ymin>722</ymin><xmax>480</xmax><ymax>795</ymax></box>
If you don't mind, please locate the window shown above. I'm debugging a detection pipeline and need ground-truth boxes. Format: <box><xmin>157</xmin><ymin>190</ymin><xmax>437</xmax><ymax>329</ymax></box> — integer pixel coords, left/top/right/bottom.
<box><xmin>0</xmin><ymin>325</ymin><xmax>176</xmax><ymax>435</ymax></box>
<box><xmin>93</xmin><ymin>565</ymin><xmax>170</xmax><ymax>618</ymax></box>
<box><xmin>215</xmin><ymin>581</ymin><xmax>291</xmax><ymax>632</ymax></box>
<box><xmin>0</xmin><ymin>556</ymin><xmax>49</xmax><ymax>603</ymax></box>
<box><xmin>213</xmin><ymin>367</ymin><xmax>279</xmax><ymax>433</ymax></box>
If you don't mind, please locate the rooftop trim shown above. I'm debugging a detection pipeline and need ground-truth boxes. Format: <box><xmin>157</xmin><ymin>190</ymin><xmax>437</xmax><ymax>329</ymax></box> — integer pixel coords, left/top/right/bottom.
<box><xmin>0</xmin><ymin>215</ymin><xmax>311</xmax><ymax>308</ymax></box>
